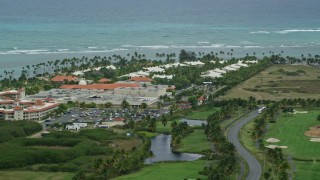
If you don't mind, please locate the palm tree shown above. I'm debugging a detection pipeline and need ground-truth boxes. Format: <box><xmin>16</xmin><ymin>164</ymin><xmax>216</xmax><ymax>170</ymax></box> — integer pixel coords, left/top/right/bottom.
<box><xmin>121</xmin><ymin>99</ymin><xmax>130</xmax><ymax>109</ymax></box>
<box><xmin>140</xmin><ymin>102</ymin><xmax>148</xmax><ymax>109</ymax></box>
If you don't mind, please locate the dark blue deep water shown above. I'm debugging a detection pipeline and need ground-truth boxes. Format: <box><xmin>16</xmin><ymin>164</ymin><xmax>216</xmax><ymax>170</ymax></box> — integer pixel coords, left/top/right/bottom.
<box><xmin>0</xmin><ymin>0</ymin><xmax>320</xmax><ymax>69</ymax></box>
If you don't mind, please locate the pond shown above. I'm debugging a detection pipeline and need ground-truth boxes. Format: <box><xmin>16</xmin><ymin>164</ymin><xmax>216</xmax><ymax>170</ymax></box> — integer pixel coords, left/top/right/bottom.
<box><xmin>145</xmin><ymin>134</ymin><xmax>202</xmax><ymax>164</ymax></box>
<box><xmin>180</xmin><ymin>118</ymin><xmax>207</xmax><ymax>126</ymax></box>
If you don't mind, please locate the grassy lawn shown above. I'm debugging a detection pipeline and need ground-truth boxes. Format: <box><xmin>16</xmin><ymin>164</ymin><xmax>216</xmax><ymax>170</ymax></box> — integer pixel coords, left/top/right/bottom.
<box><xmin>265</xmin><ymin>111</ymin><xmax>320</xmax><ymax>160</ymax></box>
<box><xmin>240</xmin><ymin>110</ymin><xmax>320</xmax><ymax>179</ymax></box>
<box><xmin>0</xmin><ymin>171</ymin><xmax>74</xmax><ymax>180</ymax></box>
<box><xmin>115</xmin><ymin>160</ymin><xmax>207</xmax><ymax>180</ymax></box>
<box><xmin>176</xmin><ymin>129</ymin><xmax>211</xmax><ymax>153</ymax></box>
<box><xmin>239</xmin><ymin>119</ymin><xmax>265</xmax><ymax>164</ymax></box>
<box><xmin>294</xmin><ymin>161</ymin><xmax>320</xmax><ymax>180</ymax></box>
<box><xmin>222</xmin><ymin>64</ymin><xmax>320</xmax><ymax>100</ymax></box>
<box><xmin>136</xmin><ymin>131</ymin><xmax>158</xmax><ymax>138</ymax></box>
<box><xmin>156</xmin><ymin>120</ymin><xmax>176</xmax><ymax>134</ymax></box>
<box><xmin>185</xmin><ymin>105</ymin><xmax>220</xmax><ymax>120</ymax></box>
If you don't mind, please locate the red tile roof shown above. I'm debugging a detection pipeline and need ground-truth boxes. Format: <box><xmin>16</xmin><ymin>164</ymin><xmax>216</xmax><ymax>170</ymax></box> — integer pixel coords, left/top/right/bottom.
<box><xmin>198</xmin><ymin>95</ymin><xmax>205</xmax><ymax>101</ymax></box>
<box><xmin>51</xmin><ymin>75</ymin><xmax>78</xmax><ymax>82</ymax></box>
<box><xmin>44</xmin><ymin>98</ymin><xmax>54</xmax><ymax>102</ymax></box>
<box><xmin>2</xmin><ymin>96</ymin><xmax>12</xmax><ymax>100</ymax></box>
<box><xmin>98</xmin><ymin>78</ymin><xmax>111</xmax><ymax>83</ymax></box>
<box><xmin>113</xmin><ymin>117</ymin><xmax>125</xmax><ymax>121</ymax></box>
<box><xmin>24</xmin><ymin>103</ymin><xmax>59</xmax><ymax>113</ymax></box>
<box><xmin>13</xmin><ymin>106</ymin><xmax>23</xmax><ymax>111</ymax></box>
<box><xmin>166</xmin><ymin>86</ymin><xmax>176</xmax><ymax>90</ymax></box>
<box><xmin>60</xmin><ymin>83</ymin><xmax>139</xmax><ymax>90</ymax></box>
<box><xmin>35</xmin><ymin>99</ymin><xmax>44</xmax><ymax>106</ymax></box>
<box><xmin>130</xmin><ymin>76</ymin><xmax>152</xmax><ymax>82</ymax></box>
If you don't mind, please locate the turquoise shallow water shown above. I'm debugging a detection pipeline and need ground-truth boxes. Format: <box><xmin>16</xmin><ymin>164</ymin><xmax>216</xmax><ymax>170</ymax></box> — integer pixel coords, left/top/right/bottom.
<box><xmin>0</xmin><ymin>0</ymin><xmax>320</xmax><ymax>70</ymax></box>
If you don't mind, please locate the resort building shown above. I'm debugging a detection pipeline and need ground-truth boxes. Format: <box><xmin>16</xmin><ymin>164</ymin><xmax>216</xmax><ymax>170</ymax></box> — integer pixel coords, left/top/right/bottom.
<box><xmin>98</xmin><ymin>78</ymin><xmax>111</xmax><ymax>83</ymax></box>
<box><xmin>0</xmin><ymin>88</ymin><xmax>25</xmax><ymax>99</ymax></box>
<box><xmin>152</xmin><ymin>74</ymin><xmax>174</xmax><ymax>79</ymax></box>
<box><xmin>129</xmin><ymin>76</ymin><xmax>152</xmax><ymax>83</ymax></box>
<box><xmin>200</xmin><ymin>71</ymin><xmax>223</xmax><ymax>78</ymax></box>
<box><xmin>60</xmin><ymin>83</ymin><xmax>139</xmax><ymax>90</ymax></box>
<box><xmin>161</xmin><ymin>62</ymin><xmax>188</xmax><ymax>69</ymax></box>
<box><xmin>0</xmin><ymin>89</ymin><xmax>59</xmax><ymax>121</ymax></box>
<box><xmin>29</xmin><ymin>83</ymin><xmax>172</xmax><ymax>109</ymax></box>
<box><xmin>183</xmin><ymin>61</ymin><xmax>205</xmax><ymax>66</ymax></box>
<box><xmin>114</xmin><ymin>86</ymin><xmax>167</xmax><ymax>97</ymax></box>
<box><xmin>51</xmin><ymin>75</ymin><xmax>78</xmax><ymax>83</ymax></box>
<box><xmin>213</xmin><ymin>69</ymin><xmax>227</xmax><ymax>74</ymax></box>
<box><xmin>144</xmin><ymin>67</ymin><xmax>165</xmax><ymax>73</ymax></box>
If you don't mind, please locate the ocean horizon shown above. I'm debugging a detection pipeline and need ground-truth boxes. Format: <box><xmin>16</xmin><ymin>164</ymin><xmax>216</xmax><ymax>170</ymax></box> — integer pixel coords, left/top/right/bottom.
<box><xmin>1</xmin><ymin>0</ymin><xmax>320</xmax><ymax>72</ymax></box>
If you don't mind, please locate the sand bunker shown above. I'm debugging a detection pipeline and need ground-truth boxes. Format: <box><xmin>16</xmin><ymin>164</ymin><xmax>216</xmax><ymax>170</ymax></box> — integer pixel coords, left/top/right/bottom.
<box><xmin>310</xmin><ymin>138</ymin><xmax>320</xmax><ymax>142</ymax></box>
<box><xmin>292</xmin><ymin>110</ymin><xmax>308</xmax><ymax>114</ymax></box>
<box><xmin>266</xmin><ymin>138</ymin><xmax>280</xmax><ymax>143</ymax></box>
<box><xmin>265</xmin><ymin>145</ymin><xmax>288</xmax><ymax>149</ymax></box>
<box><xmin>305</xmin><ymin>125</ymin><xmax>320</xmax><ymax>137</ymax></box>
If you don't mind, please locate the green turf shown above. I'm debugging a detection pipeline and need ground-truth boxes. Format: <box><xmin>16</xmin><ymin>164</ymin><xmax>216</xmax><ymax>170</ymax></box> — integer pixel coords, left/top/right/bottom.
<box><xmin>265</xmin><ymin>111</ymin><xmax>320</xmax><ymax>160</ymax></box>
<box><xmin>156</xmin><ymin>121</ymin><xmax>175</xmax><ymax>134</ymax></box>
<box><xmin>176</xmin><ymin>129</ymin><xmax>211</xmax><ymax>153</ymax></box>
<box><xmin>185</xmin><ymin>106</ymin><xmax>220</xmax><ymax>120</ymax></box>
<box><xmin>136</xmin><ymin>131</ymin><xmax>158</xmax><ymax>138</ymax></box>
<box><xmin>294</xmin><ymin>160</ymin><xmax>320</xmax><ymax>180</ymax></box>
<box><xmin>0</xmin><ymin>171</ymin><xmax>74</xmax><ymax>180</ymax></box>
<box><xmin>115</xmin><ymin>160</ymin><xmax>207</xmax><ymax>180</ymax></box>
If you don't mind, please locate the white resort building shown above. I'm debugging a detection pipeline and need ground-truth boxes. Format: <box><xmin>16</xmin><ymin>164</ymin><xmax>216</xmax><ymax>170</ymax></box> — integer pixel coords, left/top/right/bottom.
<box><xmin>0</xmin><ymin>89</ymin><xmax>59</xmax><ymax>121</ymax></box>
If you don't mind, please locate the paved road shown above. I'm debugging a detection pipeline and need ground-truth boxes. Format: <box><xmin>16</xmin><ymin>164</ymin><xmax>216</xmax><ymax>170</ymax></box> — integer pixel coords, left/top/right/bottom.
<box><xmin>228</xmin><ymin>111</ymin><xmax>262</xmax><ymax>180</ymax></box>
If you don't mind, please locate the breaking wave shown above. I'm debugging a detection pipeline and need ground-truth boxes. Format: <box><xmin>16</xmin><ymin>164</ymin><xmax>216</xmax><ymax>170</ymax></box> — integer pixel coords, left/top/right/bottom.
<box><xmin>276</xmin><ymin>28</ymin><xmax>320</xmax><ymax>34</ymax></box>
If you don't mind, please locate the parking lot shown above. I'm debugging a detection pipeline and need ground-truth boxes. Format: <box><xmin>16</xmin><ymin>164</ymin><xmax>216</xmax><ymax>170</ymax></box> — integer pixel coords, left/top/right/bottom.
<box><xmin>42</xmin><ymin>108</ymin><xmax>168</xmax><ymax>129</ymax></box>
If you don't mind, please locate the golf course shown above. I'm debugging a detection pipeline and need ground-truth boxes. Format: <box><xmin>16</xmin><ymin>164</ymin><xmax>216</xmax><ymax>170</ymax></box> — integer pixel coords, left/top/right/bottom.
<box><xmin>223</xmin><ymin>64</ymin><xmax>320</xmax><ymax>101</ymax></box>
<box><xmin>264</xmin><ymin>110</ymin><xmax>320</xmax><ymax>178</ymax></box>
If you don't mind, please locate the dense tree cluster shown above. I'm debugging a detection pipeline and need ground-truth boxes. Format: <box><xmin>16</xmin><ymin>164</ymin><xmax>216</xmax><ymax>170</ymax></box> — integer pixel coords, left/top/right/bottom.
<box><xmin>0</xmin><ymin>120</ymin><xmax>42</xmax><ymax>143</ymax></box>
<box><xmin>170</xmin><ymin>121</ymin><xmax>194</xmax><ymax>149</ymax></box>
<box><xmin>88</xmin><ymin>138</ymin><xmax>152</xmax><ymax>179</ymax></box>
<box><xmin>202</xmin><ymin>99</ymin><xmax>250</xmax><ymax>179</ymax></box>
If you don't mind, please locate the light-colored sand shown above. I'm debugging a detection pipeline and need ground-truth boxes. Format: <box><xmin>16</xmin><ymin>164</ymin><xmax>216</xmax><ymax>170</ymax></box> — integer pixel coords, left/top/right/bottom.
<box><xmin>266</xmin><ymin>138</ymin><xmax>280</xmax><ymax>143</ymax></box>
<box><xmin>310</xmin><ymin>138</ymin><xmax>320</xmax><ymax>142</ymax></box>
<box><xmin>292</xmin><ymin>110</ymin><xmax>308</xmax><ymax>114</ymax></box>
<box><xmin>265</xmin><ymin>145</ymin><xmax>288</xmax><ymax>149</ymax></box>
<box><xmin>27</xmin><ymin>130</ymin><xmax>47</xmax><ymax>138</ymax></box>
<box><xmin>305</xmin><ymin>125</ymin><xmax>320</xmax><ymax>137</ymax></box>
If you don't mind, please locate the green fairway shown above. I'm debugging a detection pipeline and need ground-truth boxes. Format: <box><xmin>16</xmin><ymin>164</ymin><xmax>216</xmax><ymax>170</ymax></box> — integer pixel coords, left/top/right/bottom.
<box><xmin>156</xmin><ymin>120</ymin><xmax>176</xmax><ymax>134</ymax></box>
<box><xmin>115</xmin><ymin>160</ymin><xmax>207</xmax><ymax>180</ymax></box>
<box><xmin>136</xmin><ymin>131</ymin><xmax>158</xmax><ymax>138</ymax></box>
<box><xmin>265</xmin><ymin>111</ymin><xmax>320</xmax><ymax>160</ymax></box>
<box><xmin>294</xmin><ymin>160</ymin><xmax>320</xmax><ymax>180</ymax></box>
<box><xmin>177</xmin><ymin>129</ymin><xmax>211</xmax><ymax>153</ymax></box>
<box><xmin>185</xmin><ymin>105</ymin><xmax>220</xmax><ymax>120</ymax></box>
<box><xmin>264</xmin><ymin>110</ymin><xmax>320</xmax><ymax>178</ymax></box>
<box><xmin>0</xmin><ymin>171</ymin><xmax>74</xmax><ymax>180</ymax></box>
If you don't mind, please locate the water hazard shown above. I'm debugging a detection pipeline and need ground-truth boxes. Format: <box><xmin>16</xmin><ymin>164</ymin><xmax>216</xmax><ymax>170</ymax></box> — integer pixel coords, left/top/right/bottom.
<box><xmin>145</xmin><ymin>134</ymin><xmax>202</xmax><ymax>164</ymax></box>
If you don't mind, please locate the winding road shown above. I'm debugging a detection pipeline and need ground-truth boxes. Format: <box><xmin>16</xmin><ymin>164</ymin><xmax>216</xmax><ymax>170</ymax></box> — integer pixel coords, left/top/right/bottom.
<box><xmin>227</xmin><ymin>110</ymin><xmax>262</xmax><ymax>180</ymax></box>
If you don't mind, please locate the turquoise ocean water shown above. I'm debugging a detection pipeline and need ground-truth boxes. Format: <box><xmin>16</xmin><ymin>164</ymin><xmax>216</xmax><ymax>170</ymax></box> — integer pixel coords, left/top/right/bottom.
<box><xmin>0</xmin><ymin>0</ymin><xmax>320</xmax><ymax>71</ymax></box>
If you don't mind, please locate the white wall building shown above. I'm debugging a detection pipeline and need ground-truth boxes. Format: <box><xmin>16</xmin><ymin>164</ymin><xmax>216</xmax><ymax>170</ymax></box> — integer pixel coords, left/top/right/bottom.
<box><xmin>152</xmin><ymin>74</ymin><xmax>174</xmax><ymax>79</ymax></box>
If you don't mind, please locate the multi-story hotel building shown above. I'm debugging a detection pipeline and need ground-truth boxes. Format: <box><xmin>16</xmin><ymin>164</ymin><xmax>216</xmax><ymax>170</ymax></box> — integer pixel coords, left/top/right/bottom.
<box><xmin>0</xmin><ymin>89</ymin><xmax>59</xmax><ymax>121</ymax></box>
